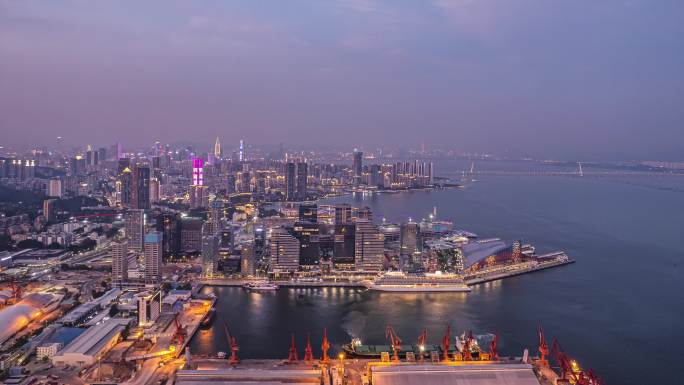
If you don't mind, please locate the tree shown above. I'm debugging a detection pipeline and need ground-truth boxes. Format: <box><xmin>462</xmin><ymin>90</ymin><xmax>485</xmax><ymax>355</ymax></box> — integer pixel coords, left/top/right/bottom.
<box><xmin>17</xmin><ymin>239</ymin><xmax>44</xmax><ymax>249</ymax></box>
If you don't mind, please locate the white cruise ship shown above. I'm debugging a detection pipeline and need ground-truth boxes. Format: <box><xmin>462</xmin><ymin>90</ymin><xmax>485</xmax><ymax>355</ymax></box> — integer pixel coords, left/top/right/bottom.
<box><xmin>364</xmin><ymin>271</ymin><xmax>471</xmax><ymax>292</ymax></box>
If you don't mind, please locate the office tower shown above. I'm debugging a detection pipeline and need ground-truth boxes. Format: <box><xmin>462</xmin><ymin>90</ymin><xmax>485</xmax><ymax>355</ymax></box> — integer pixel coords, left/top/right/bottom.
<box><xmin>201</xmin><ymin>234</ymin><xmax>219</xmax><ymax>277</ymax></box>
<box><xmin>132</xmin><ymin>165</ymin><xmax>151</xmax><ymax>210</ymax></box>
<box><xmin>190</xmin><ymin>158</ymin><xmax>208</xmax><ymax>208</ymax></box>
<box><xmin>354</xmin><ymin>219</ymin><xmax>385</xmax><ymax>272</ymax></box>
<box><xmin>208</xmin><ymin>201</ymin><xmax>224</xmax><ymax>235</ymax></box>
<box><xmin>69</xmin><ymin>156</ymin><xmax>86</xmax><ymax>176</ymax></box>
<box><xmin>298</xmin><ymin>203</ymin><xmax>317</xmax><ymax>223</ymax></box>
<box><xmin>239</xmin><ymin>139</ymin><xmax>244</xmax><ymax>162</ymax></box>
<box><xmin>149</xmin><ymin>178</ymin><xmax>160</xmax><ymax>203</ymax></box>
<box><xmin>335</xmin><ymin>204</ymin><xmax>352</xmax><ymax>225</ymax></box>
<box><xmin>269</xmin><ymin>228</ymin><xmax>300</xmax><ymax>273</ymax></box>
<box><xmin>333</xmin><ymin>223</ymin><xmax>356</xmax><ymax>265</ymax></box>
<box><xmin>400</xmin><ymin>221</ymin><xmax>420</xmax><ymax>257</ymax></box>
<box><xmin>218</xmin><ymin>227</ymin><xmax>234</xmax><ymax>260</ymax></box>
<box><xmin>120</xmin><ymin>167</ymin><xmax>133</xmax><ymax>207</ymax></box>
<box><xmin>427</xmin><ymin>162</ymin><xmax>434</xmax><ymax>185</ymax></box>
<box><xmin>369</xmin><ymin>164</ymin><xmax>382</xmax><ymax>187</ymax></box>
<box><xmin>379</xmin><ymin>223</ymin><xmax>401</xmax><ymax>252</ymax></box>
<box><xmin>296</xmin><ymin>162</ymin><xmax>307</xmax><ymax>200</ymax></box>
<box><xmin>125</xmin><ymin>209</ymin><xmax>145</xmax><ymax>251</ymax></box>
<box><xmin>226</xmin><ymin>174</ymin><xmax>236</xmax><ymax>194</ymax></box>
<box><xmin>181</xmin><ymin>217</ymin><xmax>203</xmax><ymax>251</ymax></box>
<box><xmin>353</xmin><ymin>150</ymin><xmax>363</xmax><ymax>176</ymax></box>
<box><xmin>116</xmin><ymin>142</ymin><xmax>123</xmax><ymax>160</ymax></box>
<box><xmin>285</xmin><ymin>162</ymin><xmax>296</xmax><ymax>201</ymax></box>
<box><xmin>144</xmin><ymin>231</ymin><xmax>163</xmax><ymax>285</ymax></box>
<box><xmin>240</xmin><ymin>242</ymin><xmax>256</xmax><ymax>276</ymax></box>
<box><xmin>156</xmin><ymin>213</ymin><xmax>181</xmax><ymax>258</ymax></box>
<box><xmin>111</xmin><ymin>239</ymin><xmax>129</xmax><ymax>284</ymax></box>
<box><xmin>214</xmin><ymin>137</ymin><xmax>222</xmax><ymax>159</ymax></box>
<box><xmin>238</xmin><ymin>171</ymin><xmax>251</xmax><ymax>193</ymax></box>
<box><xmin>293</xmin><ymin>221</ymin><xmax>320</xmax><ymax>266</ymax></box>
<box><xmin>357</xmin><ymin>206</ymin><xmax>372</xmax><ymax>222</ymax></box>
<box><xmin>98</xmin><ymin>147</ymin><xmax>107</xmax><ymax>164</ymax></box>
<box><xmin>86</xmin><ymin>150</ymin><xmax>98</xmax><ymax>166</ymax></box>
<box><xmin>43</xmin><ymin>199</ymin><xmax>57</xmax><ymax>222</ymax></box>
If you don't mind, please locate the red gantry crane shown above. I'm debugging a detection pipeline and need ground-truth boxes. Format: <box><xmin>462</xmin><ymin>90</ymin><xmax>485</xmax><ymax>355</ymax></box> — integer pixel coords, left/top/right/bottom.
<box><xmin>288</xmin><ymin>333</ymin><xmax>299</xmax><ymax>362</ymax></box>
<box><xmin>385</xmin><ymin>325</ymin><xmax>402</xmax><ymax>362</ymax></box>
<box><xmin>442</xmin><ymin>324</ymin><xmax>452</xmax><ymax>362</ymax></box>
<box><xmin>321</xmin><ymin>328</ymin><xmax>331</xmax><ymax>363</ymax></box>
<box><xmin>223</xmin><ymin>322</ymin><xmax>239</xmax><ymax>364</ymax></box>
<box><xmin>538</xmin><ymin>325</ymin><xmax>549</xmax><ymax>366</ymax></box>
<box><xmin>489</xmin><ymin>333</ymin><xmax>499</xmax><ymax>360</ymax></box>
<box><xmin>304</xmin><ymin>333</ymin><xmax>314</xmax><ymax>362</ymax></box>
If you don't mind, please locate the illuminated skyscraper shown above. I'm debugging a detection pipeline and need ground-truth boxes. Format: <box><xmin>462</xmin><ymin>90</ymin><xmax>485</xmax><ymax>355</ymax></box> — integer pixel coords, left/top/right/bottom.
<box><xmin>201</xmin><ymin>234</ymin><xmax>218</xmax><ymax>277</ymax></box>
<box><xmin>190</xmin><ymin>158</ymin><xmax>208</xmax><ymax>208</ymax></box>
<box><xmin>353</xmin><ymin>150</ymin><xmax>363</xmax><ymax>177</ymax></box>
<box><xmin>269</xmin><ymin>228</ymin><xmax>300</xmax><ymax>273</ymax></box>
<box><xmin>214</xmin><ymin>137</ymin><xmax>221</xmax><ymax>159</ymax></box>
<box><xmin>296</xmin><ymin>161</ymin><xmax>308</xmax><ymax>200</ymax></box>
<box><xmin>239</xmin><ymin>139</ymin><xmax>244</xmax><ymax>162</ymax></box>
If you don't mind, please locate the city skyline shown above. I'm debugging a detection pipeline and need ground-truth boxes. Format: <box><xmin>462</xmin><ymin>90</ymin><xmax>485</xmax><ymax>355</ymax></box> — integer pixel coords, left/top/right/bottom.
<box><xmin>2</xmin><ymin>1</ymin><xmax>684</xmax><ymax>161</ymax></box>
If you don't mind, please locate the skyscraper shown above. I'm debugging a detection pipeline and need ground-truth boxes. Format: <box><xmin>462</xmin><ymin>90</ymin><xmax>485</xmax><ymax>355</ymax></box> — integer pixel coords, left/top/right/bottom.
<box><xmin>144</xmin><ymin>231</ymin><xmax>163</xmax><ymax>285</ymax></box>
<box><xmin>43</xmin><ymin>199</ymin><xmax>57</xmax><ymax>222</ymax></box>
<box><xmin>354</xmin><ymin>220</ymin><xmax>384</xmax><ymax>272</ymax></box>
<box><xmin>119</xmin><ymin>167</ymin><xmax>133</xmax><ymax>207</ymax></box>
<box><xmin>149</xmin><ymin>178</ymin><xmax>160</xmax><ymax>203</ymax></box>
<box><xmin>296</xmin><ymin>161</ymin><xmax>308</xmax><ymax>200</ymax></box>
<box><xmin>131</xmin><ymin>164</ymin><xmax>150</xmax><ymax>210</ymax></box>
<box><xmin>111</xmin><ymin>239</ymin><xmax>129</xmax><ymax>285</ymax></box>
<box><xmin>352</xmin><ymin>149</ymin><xmax>363</xmax><ymax>180</ymax></box>
<box><xmin>285</xmin><ymin>162</ymin><xmax>296</xmax><ymax>201</ymax></box>
<box><xmin>269</xmin><ymin>228</ymin><xmax>300</xmax><ymax>273</ymax></box>
<box><xmin>214</xmin><ymin>137</ymin><xmax>221</xmax><ymax>159</ymax></box>
<box><xmin>156</xmin><ymin>213</ymin><xmax>181</xmax><ymax>258</ymax></box>
<box><xmin>400</xmin><ymin>221</ymin><xmax>420</xmax><ymax>257</ymax></box>
<box><xmin>298</xmin><ymin>203</ymin><xmax>318</xmax><ymax>223</ymax></box>
<box><xmin>125</xmin><ymin>209</ymin><xmax>145</xmax><ymax>251</ymax></box>
<box><xmin>201</xmin><ymin>234</ymin><xmax>219</xmax><ymax>277</ymax></box>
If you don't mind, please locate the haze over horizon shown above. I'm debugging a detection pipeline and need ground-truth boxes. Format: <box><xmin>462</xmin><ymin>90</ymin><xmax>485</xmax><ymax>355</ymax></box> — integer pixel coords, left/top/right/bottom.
<box><xmin>1</xmin><ymin>1</ymin><xmax>683</xmax><ymax>161</ymax></box>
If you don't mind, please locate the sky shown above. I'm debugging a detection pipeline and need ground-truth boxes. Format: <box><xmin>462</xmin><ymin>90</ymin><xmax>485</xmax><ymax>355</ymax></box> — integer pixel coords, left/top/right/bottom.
<box><xmin>1</xmin><ymin>0</ymin><xmax>683</xmax><ymax>160</ymax></box>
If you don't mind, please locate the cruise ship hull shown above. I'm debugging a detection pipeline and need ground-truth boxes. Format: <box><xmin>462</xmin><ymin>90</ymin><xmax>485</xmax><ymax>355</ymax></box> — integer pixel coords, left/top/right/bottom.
<box><xmin>365</xmin><ymin>284</ymin><xmax>471</xmax><ymax>292</ymax></box>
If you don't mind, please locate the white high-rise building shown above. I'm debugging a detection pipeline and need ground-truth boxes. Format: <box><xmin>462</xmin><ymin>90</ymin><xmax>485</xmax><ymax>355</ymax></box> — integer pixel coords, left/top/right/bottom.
<box><xmin>144</xmin><ymin>232</ymin><xmax>162</xmax><ymax>285</ymax></box>
<box><xmin>125</xmin><ymin>210</ymin><xmax>145</xmax><ymax>251</ymax></box>
<box><xmin>112</xmin><ymin>240</ymin><xmax>129</xmax><ymax>284</ymax></box>
<box><xmin>355</xmin><ymin>220</ymin><xmax>385</xmax><ymax>272</ymax></box>
<box><xmin>269</xmin><ymin>228</ymin><xmax>299</xmax><ymax>273</ymax></box>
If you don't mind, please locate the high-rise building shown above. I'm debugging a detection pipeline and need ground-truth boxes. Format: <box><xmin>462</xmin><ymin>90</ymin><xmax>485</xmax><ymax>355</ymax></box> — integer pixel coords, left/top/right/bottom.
<box><xmin>285</xmin><ymin>162</ymin><xmax>296</xmax><ymax>201</ymax></box>
<box><xmin>335</xmin><ymin>204</ymin><xmax>352</xmax><ymax>225</ymax></box>
<box><xmin>214</xmin><ymin>137</ymin><xmax>222</xmax><ymax>159</ymax></box>
<box><xmin>189</xmin><ymin>185</ymin><xmax>208</xmax><ymax>208</ymax></box>
<box><xmin>111</xmin><ymin>239</ymin><xmax>129</xmax><ymax>285</ymax></box>
<box><xmin>119</xmin><ymin>167</ymin><xmax>133</xmax><ymax>207</ymax></box>
<box><xmin>353</xmin><ymin>150</ymin><xmax>363</xmax><ymax>182</ymax></box>
<box><xmin>132</xmin><ymin>165</ymin><xmax>151</xmax><ymax>210</ymax></box>
<box><xmin>181</xmin><ymin>217</ymin><xmax>203</xmax><ymax>251</ymax></box>
<box><xmin>43</xmin><ymin>199</ymin><xmax>57</xmax><ymax>222</ymax></box>
<box><xmin>240</xmin><ymin>242</ymin><xmax>256</xmax><ymax>276</ymax></box>
<box><xmin>298</xmin><ymin>203</ymin><xmax>317</xmax><ymax>223</ymax></box>
<box><xmin>218</xmin><ymin>227</ymin><xmax>234</xmax><ymax>260</ymax></box>
<box><xmin>400</xmin><ymin>222</ymin><xmax>420</xmax><ymax>257</ymax></box>
<box><xmin>149</xmin><ymin>178</ymin><xmax>160</xmax><ymax>203</ymax></box>
<box><xmin>296</xmin><ymin>162</ymin><xmax>308</xmax><ymax>200</ymax></box>
<box><xmin>138</xmin><ymin>290</ymin><xmax>161</xmax><ymax>327</ymax></box>
<box><xmin>156</xmin><ymin>213</ymin><xmax>181</xmax><ymax>258</ymax></box>
<box><xmin>333</xmin><ymin>223</ymin><xmax>355</xmax><ymax>266</ymax></box>
<box><xmin>293</xmin><ymin>222</ymin><xmax>320</xmax><ymax>266</ymax></box>
<box><xmin>47</xmin><ymin>177</ymin><xmax>62</xmax><ymax>198</ymax></box>
<box><xmin>269</xmin><ymin>228</ymin><xmax>300</xmax><ymax>273</ymax></box>
<box><xmin>144</xmin><ymin>231</ymin><xmax>163</xmax><ymax>285</ymax></box>
<box><xmin>201</xmin><ymin>234</ymin><xmax>219</xmax><ymax>277</ymax></box>
<box><xmin>354</xmin><ymin>220</ymin><xmax>384</xmax><ymax>272</ymax></box>
<box><xmin>239</xmin><ymin>139</ymin><xmax>244</xmax><ymax>162</ymax></box>
<box><xmin>125</xmin><ymin>209</ymin><xmax>145</xmax><ymax>251</ymax></box>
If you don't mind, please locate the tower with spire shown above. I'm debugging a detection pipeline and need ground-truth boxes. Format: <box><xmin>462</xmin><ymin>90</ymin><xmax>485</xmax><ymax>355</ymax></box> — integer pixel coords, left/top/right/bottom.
<box><xmin>214</xmin><ymin>137</ymin><xmax>221</xmax><ymax>159</ymax></box>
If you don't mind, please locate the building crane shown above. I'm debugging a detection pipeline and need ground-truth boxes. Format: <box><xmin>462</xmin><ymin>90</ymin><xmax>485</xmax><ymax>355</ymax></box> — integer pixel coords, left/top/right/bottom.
<box><xmin>385</xmin><ymin>325</ymin><xmax>402</xmax><ymax>362</ymax></box>
<box><xmin>223</xmin><ymin>322</ymin><xmax>239</xmax><ymax>364</ymax></box>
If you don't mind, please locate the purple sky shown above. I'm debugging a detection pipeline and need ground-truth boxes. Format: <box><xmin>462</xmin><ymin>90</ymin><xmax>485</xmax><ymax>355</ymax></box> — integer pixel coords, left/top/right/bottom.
<box><xmin>1</xmin><ymin>0</ymin><xmax>683</xmax><ymax>160</ymax></box>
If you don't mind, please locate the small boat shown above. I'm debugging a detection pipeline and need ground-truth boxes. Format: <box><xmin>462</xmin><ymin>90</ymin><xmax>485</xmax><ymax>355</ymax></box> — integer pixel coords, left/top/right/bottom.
<box><xmin>243</xmin><ymin>281</ymin><xmax>278</xmax><ymax>292</ymax></box>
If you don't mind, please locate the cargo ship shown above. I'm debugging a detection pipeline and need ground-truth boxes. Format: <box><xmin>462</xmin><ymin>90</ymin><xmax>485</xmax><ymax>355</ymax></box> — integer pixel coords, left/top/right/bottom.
<box><xmin>342</xmin><ymin>333</ymin><xmax>482</xmax><ymax>359</ymax></box>
<box><xmin>364</xmin><ymin>271</ymin><xmax>471</xmax><ymax>292</ymax></box>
